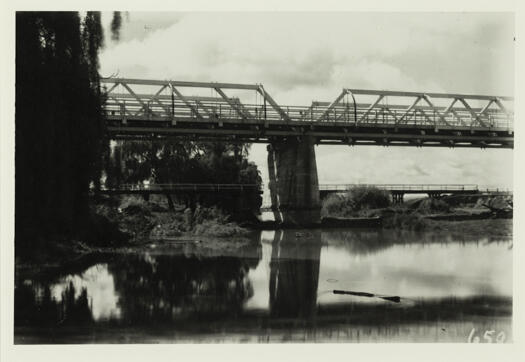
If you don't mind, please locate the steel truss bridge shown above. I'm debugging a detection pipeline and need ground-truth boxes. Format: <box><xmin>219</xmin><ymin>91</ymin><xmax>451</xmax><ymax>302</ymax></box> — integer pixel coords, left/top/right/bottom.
<box><xmin>102</xmin><ymin>78</ymin><xmax>514</xmax><ymax>148</ymax></box>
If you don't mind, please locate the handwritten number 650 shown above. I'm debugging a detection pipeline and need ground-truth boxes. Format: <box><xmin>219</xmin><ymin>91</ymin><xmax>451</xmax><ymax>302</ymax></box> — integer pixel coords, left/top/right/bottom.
<box><xmin>468</xmin><ymin>328</ymin><xmax>506</xmax><ymax>343</ymax></box>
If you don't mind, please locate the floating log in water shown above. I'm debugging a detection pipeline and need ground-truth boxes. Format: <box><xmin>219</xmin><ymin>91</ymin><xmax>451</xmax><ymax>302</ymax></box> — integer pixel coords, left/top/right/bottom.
<box><xmin>333</xmin><ymin>289</ymin><xmax>401</xmax><ymax>303</ymax></box>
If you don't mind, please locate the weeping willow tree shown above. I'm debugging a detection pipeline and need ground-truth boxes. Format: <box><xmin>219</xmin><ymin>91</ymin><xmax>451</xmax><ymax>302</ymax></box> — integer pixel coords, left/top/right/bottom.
<box><xmin>105</xmin><ymin>140</ymin><xmax>260</xmax><ymax>186</ymax></box>
<box><xmin>15</xmin><ymin>12</ymin><xmax>121</xmax><ymax>248</ymax></box>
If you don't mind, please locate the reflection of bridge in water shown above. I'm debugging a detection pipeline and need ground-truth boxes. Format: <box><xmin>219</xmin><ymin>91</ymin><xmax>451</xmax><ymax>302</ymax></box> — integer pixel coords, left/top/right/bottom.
<box><xmin>102</xmin><ymin>78</ymin><xmax>514</xmax><ymax>226</ymax></box>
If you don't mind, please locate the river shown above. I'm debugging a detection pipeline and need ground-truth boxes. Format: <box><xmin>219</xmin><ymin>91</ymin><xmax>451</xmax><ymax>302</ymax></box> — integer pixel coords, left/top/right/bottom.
<box><xmin>14</xmin><ymin>228</ymin><xmax>512</xmax><ymax>343</ymax></box>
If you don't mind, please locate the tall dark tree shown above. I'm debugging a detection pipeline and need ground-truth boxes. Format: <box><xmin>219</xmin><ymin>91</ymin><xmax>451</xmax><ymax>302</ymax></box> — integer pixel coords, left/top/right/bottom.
<box><xmin>110</xmin><ymin>11</ymin><xmax>122</xmax><ymax>41</ymax></box>
<box><xmin>16</xmin><ymin>12</ymin><xmax>106</xmax><ymax>249</ymax></box>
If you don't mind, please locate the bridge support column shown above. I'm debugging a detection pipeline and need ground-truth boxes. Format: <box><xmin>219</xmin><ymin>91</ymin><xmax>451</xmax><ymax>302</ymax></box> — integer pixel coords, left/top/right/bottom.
<box><xmin>392</xmin><ymin>192</ymin><xmax>404</xmax><ymax>204</ymax></box>
<box><xmin>165</xmin><ymin>193</ymin><xmax>175</xmax><ymax>211</ymax></box>
<box><xmin>267</xmin><ymin>136</ymin><xmax>321</xmax><ymax>226</ymax></box>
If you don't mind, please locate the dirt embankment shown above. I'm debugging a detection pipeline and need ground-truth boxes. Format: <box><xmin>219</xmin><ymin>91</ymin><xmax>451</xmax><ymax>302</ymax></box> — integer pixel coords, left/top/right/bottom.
<box><xmin>93</xmin><ymin>195</ymin><xmax>252</xmax><ymax>244</ymax></box>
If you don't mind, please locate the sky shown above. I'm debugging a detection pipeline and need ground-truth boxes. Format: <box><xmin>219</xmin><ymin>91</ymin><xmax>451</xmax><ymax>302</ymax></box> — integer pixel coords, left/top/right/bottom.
<box><xmin>99</xmin><ymin>12</ymin><xmax>515</xmax><ymax>189</ymax></box>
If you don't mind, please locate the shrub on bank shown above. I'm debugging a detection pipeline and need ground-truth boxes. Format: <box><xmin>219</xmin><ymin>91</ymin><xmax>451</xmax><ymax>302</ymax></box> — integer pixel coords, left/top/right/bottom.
<box><xmin>322</xmin><ymin>186</ymin><xmax>391</xmax><ymax>217</ymax></box>
<box><xmin>412</xmin><ymin>198</ymin><xmax>451</xmax><ymax>214</ymax></box>
<box><xmin>193</xmin><ymin>220</ymin><xmax>249</xmax><ymax>237</ymax></box>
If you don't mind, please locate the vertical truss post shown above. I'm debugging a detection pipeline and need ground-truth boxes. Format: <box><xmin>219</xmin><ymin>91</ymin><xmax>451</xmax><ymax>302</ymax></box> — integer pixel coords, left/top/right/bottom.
<box><xmin>257</xmin><ymin>85</ymin><xmax>291</xmax><ymax>123</ymax></box>
<box><xmin>170</xmin><ymin>85</ymin><xmax>175</xmax><ymax>124</ymax></box>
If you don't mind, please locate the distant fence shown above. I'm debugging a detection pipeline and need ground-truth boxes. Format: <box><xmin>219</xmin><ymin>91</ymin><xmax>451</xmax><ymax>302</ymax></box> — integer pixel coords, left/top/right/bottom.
<box><xmin>100</xmin><ymin>183</ymin><xmax>261</xmax><ymax>193</ymax></box>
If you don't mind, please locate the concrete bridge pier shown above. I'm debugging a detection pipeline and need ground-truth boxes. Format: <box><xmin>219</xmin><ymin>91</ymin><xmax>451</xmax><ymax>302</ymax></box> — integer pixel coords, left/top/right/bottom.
<box><xmin>267</xmin><ymin>136</ymin><xmax>321</xmax><ymax>226</ymax></box>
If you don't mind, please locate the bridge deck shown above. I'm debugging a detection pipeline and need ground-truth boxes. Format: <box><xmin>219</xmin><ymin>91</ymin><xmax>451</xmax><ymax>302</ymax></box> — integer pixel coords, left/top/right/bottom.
<box><xmin>101</xmin><ymin>78</ymin><xmax>514</xmax><ymax>149</ymax></box>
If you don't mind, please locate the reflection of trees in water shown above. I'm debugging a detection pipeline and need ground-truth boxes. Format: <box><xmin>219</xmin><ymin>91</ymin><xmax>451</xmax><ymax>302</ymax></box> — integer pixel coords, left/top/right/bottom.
<box><xmin>323</xmin><ymin>228</ymin><xmax>509</xmax><ymax>256</ymax></box>
<box><xmin>269</xmin><ymin>230</ymin><xmax>322</xmax><ymax>319</ymax></box>
<box><xmin>108</xmin><ymin>249</ymin><xmax>261</xmax><ymax>323</ymax></box>
<box><xmin>15</xmin><ymin>242</ymin><xmax>262</xmax><ymax>327</ymax></box>
<box><xmin>15</xmin><ymin>281</ymin><xmax>92</xmax><ymax>326</ymax></box>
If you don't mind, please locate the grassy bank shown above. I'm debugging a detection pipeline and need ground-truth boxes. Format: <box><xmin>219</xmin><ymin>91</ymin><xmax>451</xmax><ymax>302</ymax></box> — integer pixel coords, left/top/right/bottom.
<box><xmin>94</xmin><ymin>195</ymin><xmax>251</xmax><ymax>243</ymax></box>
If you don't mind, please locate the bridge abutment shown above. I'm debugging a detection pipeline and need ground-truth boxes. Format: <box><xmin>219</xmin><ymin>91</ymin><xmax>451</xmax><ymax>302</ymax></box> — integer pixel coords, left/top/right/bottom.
<box><xmin>267</xmin><ymin>136</ymin><xmax>321</xmax><ymax>226</ymax></box>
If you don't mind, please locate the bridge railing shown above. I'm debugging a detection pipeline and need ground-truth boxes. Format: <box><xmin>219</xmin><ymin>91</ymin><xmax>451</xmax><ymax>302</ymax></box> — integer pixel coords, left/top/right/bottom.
<box><xmin>101</xmin><ymin>183</ymin><xmax>261</xmax><ymax>192</ymax></box>
<box><xmin>104</xmin><ymin>97</ymin><xmax>512</xmax><ymax>129</ymax></box>
<box><xmin>319</xmin><ymin>184</ymin><xmax>480</xmax><ymax>192</ymax></box>
<box><xmin>480</xmin><ymin>188</ymin><xmax>512</xmax><ymax>195</ymax></box>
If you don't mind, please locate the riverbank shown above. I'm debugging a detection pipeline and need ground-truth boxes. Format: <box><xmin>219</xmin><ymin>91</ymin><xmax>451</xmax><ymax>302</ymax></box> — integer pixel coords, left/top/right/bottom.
<box><xmin>320</xmin><ymin>189</ymin><xmax>513</xmax><ymax>231</ymax></box>
<box><xmin>15</xmin><ymin>217</ymin><xmax>512</xmax><ymax>283</ymax></box>
<box><xmin>15</xmin><ymin>194</ymin><xmax>257</xmax><ymax>272</ymax></box>
<box><xmin>15</xmin><ymin>192</ymin><xmax>513</xmax><ymax>274</ymax></box>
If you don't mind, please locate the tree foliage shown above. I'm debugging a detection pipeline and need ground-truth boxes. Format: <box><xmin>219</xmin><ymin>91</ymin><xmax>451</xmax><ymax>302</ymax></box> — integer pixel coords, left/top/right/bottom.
<box><xmin>105</xmin><ymin>140</ymin><xmax>261</xmax><ymax>186</ymax></box>
<box><xmin>16</xmin><ymin>12</ymin><xmax>106</xmax><ymax>245</ymax></box>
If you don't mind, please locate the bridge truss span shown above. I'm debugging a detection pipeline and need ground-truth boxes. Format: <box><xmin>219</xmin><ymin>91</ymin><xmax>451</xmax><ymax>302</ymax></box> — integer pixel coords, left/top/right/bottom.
<box><xmin>101</xmin><ymin>78</ymin><xmax>514</xmax><ymax>149</ymax></box>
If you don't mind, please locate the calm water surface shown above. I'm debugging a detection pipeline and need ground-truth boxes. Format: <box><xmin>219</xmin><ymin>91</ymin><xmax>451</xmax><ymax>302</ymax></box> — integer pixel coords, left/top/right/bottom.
<box><xmin>15</xmin><ymin>228</ymin><xmax>512</xmax><ymax>343</ymax></box>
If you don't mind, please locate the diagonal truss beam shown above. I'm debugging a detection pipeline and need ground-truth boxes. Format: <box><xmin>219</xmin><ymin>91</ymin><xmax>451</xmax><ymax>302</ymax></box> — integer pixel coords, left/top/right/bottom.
<box><xmin>456</xmin><ymin>98</ymin><xmax>487</xmax><ymax>127</ymax></box>
<box><xmin>395</xmin><ymin>96</ymin><xmax>423</xmax><ymax>125</ymax></box>
<box><xmin>170</xmin><ymin>85</ymin><xmax>204</xmax><ymax>120</ymax></box>
<box><xmin>142</xmin><ymin>84</ymin><xmax>170</xmax><ymax>115</ymax></box>
<box><xmin>105</xmin><ymin>82</ymin><xmax>119</xmax><ymax>94</ymax></box>
<box><xmin>475</xmin><ymin>99</ymin><xmax>494</xmax><ymax>126</ymax></box>
<box><xmin>257</xmin><ymin>85</ymin><xmax>291</xmax><ymax>122</ymax></box>
<box><xmin>316</xmin><ymin>89</ymin><xmax>347</xmax><ymax>122</ymax></box>
<box><xmin>420</xmin><ymin>95</ymin><xmax>451</xmax><ymax>126</ymax></box>
<box><xmin>214</xmin><ymin>87</ymin><xmax>253</xmax><ymax>120</ymax></box>
<box><xmin>357</xmin><ymin>95</ymin><xmax>384</xmax><ymax>123</ymax></box>
<box><xmin>120</xmin><ymin>82</ymin><xmax>159</xmax><ymax>118</ymax></box>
